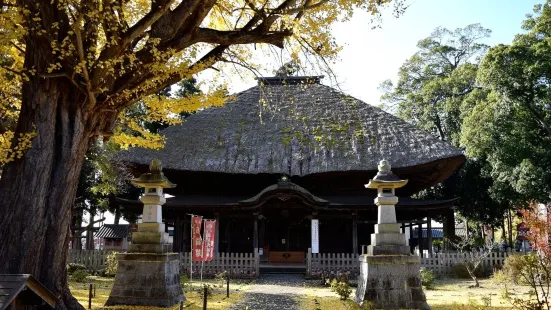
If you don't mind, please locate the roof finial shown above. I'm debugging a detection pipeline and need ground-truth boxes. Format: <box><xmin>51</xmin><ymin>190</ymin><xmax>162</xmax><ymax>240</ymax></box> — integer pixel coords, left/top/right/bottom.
<box><xmin>150</xmin><ymin>159</ymin><xmax>162</xmax><ymax>173</ymax></box>
<box><xmin>378</xmin><ymin>159</ymin><xmax>391</xmax><ymax>172</ymax></box>
<box><xmin>275</xmin><ymin>61</ymin><xmax>299</xmax><ymax>77</ymax></box>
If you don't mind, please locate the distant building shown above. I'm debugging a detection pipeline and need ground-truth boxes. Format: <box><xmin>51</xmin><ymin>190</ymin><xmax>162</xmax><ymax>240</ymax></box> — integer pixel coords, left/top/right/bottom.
<box><xmin>96</xmin><ymin>224</ymin><xmax>131</xmax><ymax>250</ymax></box>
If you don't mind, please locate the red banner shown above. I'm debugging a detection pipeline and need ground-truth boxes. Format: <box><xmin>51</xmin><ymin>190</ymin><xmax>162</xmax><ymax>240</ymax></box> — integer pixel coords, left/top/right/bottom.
<box><xmin>202</xmin><ymin>220</ymin><xmax>216</xmax><ymax>262</ymax></box>
<box><xmin>192</xmin><ymin>216</ymin><xmax>203</xmax><ymax>262</ymax></box>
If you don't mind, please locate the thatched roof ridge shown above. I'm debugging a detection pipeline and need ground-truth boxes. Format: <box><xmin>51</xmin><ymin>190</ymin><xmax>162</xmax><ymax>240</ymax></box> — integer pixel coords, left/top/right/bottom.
<box><xmin>121</xmin><ymin>78</ymin><xmax>464</xmax><ymax>176</ymax></box>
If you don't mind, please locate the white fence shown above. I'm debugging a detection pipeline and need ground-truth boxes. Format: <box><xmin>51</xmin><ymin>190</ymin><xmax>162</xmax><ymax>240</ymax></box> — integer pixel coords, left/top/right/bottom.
<box><xmin>68</xmin><ymin>249</ymin><xmax>518</xmax><ymax>278</ymax></box>
<box><xmin>307</xmin><ymin>248</ymin><xmax>360</xmax><ymax>278</ymax></box>
<box><xmin>305</xmin><ymin>248</ymin><xmax>519</xmax><ymax>278</ymax></box>
<box><xmin>420</xmin><ymin>251</ymin><xmax>514</xmax><ymax>276</ymax></box>
<box><xmin>68</xmin><ymin>250</ymin><xmax>114</xmax><ymax>273</ymax></box>
<box><xmin>67</xmin><ymin>249</ymin><xmax>260</xmax><ymax>278</ymax></box>
<box><xmin>180</xmin><ymin>249</ymin><xmax>259</xmax><ymax>278</ymax></box>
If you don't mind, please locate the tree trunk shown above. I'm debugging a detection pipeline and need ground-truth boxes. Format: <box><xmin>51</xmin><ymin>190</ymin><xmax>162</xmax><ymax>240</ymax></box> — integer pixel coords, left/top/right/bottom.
<box><xmin>114</xmin><ymin>205</ymin><xmax>121</xmax><ymax>225</ymax></box>
<box><xmin>444</xmin><ymin>209</ymin><xmax>456</xmax><ymax>250</ymax></box>
<box><xmin>507</xmin><ymin>210</ymin><xmax>513</xmax><ymax>247</ymax></box>
<box><xmin>0</xmin><ymin>48</ymin><xmax>91</xmax><ymax>309</ymax></box>
<box><xmin>86</xmin><ymin>211</ymin><xmax>95</xmax><ymax>250</ymax></box>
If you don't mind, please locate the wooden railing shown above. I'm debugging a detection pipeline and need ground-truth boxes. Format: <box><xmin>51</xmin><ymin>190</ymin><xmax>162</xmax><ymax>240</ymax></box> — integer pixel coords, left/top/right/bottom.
<box><xmin>180</xmin><ymin>249</ymin><xmax>260</xmax><ymax>279</ymax></box>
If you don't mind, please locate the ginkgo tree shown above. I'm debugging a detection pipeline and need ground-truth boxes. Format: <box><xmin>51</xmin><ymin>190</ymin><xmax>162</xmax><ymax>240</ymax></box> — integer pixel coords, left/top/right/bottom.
<box><xmin>0</xmin><ymin>0</ymin><xmax>401</xmax><ymax>308</ymax></box>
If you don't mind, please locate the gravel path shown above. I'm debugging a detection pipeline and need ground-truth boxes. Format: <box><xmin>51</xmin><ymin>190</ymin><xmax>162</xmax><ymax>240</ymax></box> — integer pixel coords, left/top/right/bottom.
<box><xmin>230</xmin><ymin>274</ymin><xmax>339</xmax><ymax>310</ymax></box>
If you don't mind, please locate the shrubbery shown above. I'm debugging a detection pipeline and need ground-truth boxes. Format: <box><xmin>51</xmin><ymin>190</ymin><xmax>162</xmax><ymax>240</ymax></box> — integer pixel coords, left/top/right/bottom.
<box><xmin>67</xmin><ymin>263</ymin><xmax>87</xmax><ymax>275</ymax></box>
<box><xmin>330</xmin><ymin>279</ymin><xmax>352</xmax><ymax>300</ymax></box>
<box><xmin>105</xmin><ymin>251</ymin><xmax>118</xmax><ymax>277</ymax></box>
<box><xmin>496</xmin><ymin>254</ymin><xmax>525</xmax><ymax>284</ymax></box>
<box><xmin>72</xmin><ymin>269</ymin><xmax>90</xmax><ymax>283</ymax></box>
<box><xmin>420</xmin><ymin>267</ymin><xmax>435</xmax><ymax>289</ymax></box>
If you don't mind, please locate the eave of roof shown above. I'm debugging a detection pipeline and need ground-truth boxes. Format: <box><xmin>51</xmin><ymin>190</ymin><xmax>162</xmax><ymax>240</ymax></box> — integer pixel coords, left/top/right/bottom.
<box><xmin>96</xmin><ymin>224</ymin><xmax>130</xmax><ymax>239</ymax></box>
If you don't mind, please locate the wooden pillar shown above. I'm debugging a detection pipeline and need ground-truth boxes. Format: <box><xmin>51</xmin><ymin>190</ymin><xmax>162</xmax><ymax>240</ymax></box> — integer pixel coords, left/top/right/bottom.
<box><xmin>352</xmin><ymin>213</ymin><xmax>358</xmax><ymax>254</ymax></box>
<box><xmin>214</xmin><ymin>213</ymin><xmax>220</xmax><ymax>253</ymax></box>
<box><xmin>226</xmin><ymin>219</ymin><xmax>232</xmax><ymax>253</ymax></box>
<box><xmin>173</xmin><ymin>216</ymin><xmax>182</xmax><ymax>252</ymax></box>
<box><xmin>418</xmin><ymin>222</ymin><xmax>423</xmax><ymax>258</ymax></box>
<box><xmin>253</xmin><ymin>213</ymin><xmax>259</xmax><ymax>250</ymax></box>
<box><xmin>443</xmin><ymin>208</ymin><xmax>455</xmax><ymax>251</ymax></box>
<box><xmin>182</xmin><ymin>219</ymin><xmax>189</xmax><ymax>253</ymax></box>
<box><xmin>427</xmin><ymin>213</ymin><xmax>433</xmax><ymax>257</ymax></box>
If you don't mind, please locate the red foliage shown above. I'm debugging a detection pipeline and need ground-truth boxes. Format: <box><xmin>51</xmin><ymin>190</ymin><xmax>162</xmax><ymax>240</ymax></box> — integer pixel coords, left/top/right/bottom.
<box><xmin>519</xmin><ymin>202</ymin><xmax>551</xmax><ymax>256</ymax></box>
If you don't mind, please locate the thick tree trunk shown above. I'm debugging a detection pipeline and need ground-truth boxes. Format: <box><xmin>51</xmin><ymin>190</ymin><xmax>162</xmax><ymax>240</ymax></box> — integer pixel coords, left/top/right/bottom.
<box><xmin>0</xmin><ymin>47</ymin><xmax>91</xmax><ymax>308</ymax></box>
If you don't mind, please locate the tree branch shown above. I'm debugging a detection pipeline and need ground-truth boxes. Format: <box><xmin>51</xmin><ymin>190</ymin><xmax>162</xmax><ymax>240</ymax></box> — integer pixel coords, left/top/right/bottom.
<box><xmin>195</xmin><ymin>28</ymin><xmax>291</xmax><ymax>48</ymax></box>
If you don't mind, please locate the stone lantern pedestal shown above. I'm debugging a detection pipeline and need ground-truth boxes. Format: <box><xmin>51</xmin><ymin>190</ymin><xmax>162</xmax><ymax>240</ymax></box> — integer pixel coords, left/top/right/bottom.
<box><xmin>355</xmin><ymin>160</ymin><xmax>430</xmax><ymax>309</ymax></box>
<box><xmin>105</xmin><ymin>160</ymin><xmax>184</xmax><ymax>307</ymax></box>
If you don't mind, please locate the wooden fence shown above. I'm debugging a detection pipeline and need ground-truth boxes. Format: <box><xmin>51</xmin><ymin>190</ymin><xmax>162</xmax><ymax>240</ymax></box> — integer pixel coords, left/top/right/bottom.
<box><xmin>67</xmin><ymin>249</ymin><xmax>260</xmax><ymax>279</ymax></box>
<box><xmin>305</xmin><ymin>248</ymin><xmax>519</xmax><ymax>278</ymax></box>
<box><xmin>67</xmin><ymin>250</ymin><xmax>114</xmax><ymax>273</ymax></box>
<box><xmin>420</xmin><ymin>251</ymin><xmax>514</xmax><ymax>276</ymax></box>
<box><xmin>69</xmin><ymin>249</ymin><xmax>518</xmax><ymax>279</ymax></box>
<box><xmin>307</xmin><ymin>248</ymin><xmax>360</xmax><ymax>278</ymax></box>
<box><xmin>179</xmin><ymin>249</ymin><xmax>260</xmax><ymax>279</ymax></box>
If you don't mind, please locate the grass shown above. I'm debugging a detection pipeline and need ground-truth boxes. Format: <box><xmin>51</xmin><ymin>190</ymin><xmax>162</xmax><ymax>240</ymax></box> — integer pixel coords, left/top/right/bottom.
<box><xmin>69</xmin><ymin>276</ymin><xmax>249</xmax><ymax>309</ymax></box>
<box><xmin>297</xmin><ymin>278</ymin><xmax>534</xmax><ymax>310</ymax></box>
<box><xmin>426</xmin><ymin>278</ymin><xmax>532</xmax><ymax>309</ymax></box>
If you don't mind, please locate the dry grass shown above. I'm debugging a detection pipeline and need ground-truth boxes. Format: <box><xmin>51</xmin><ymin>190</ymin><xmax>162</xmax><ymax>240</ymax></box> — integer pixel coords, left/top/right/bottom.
<box><xmin>70</xmin><ymin>276</ymin><xmax>534</xmax><ymax>310</ymax></box>
<box><xmin>69</xmin><ymin>277</ymin><xmax>248</xmax><ymax>309</ymax></box>
<box><xmin>426</xmin><ymin>278</ymin><xmax>532</xmax><ymax>309</ymax></box>
<box><xmin>299</xmin><ymin>295</ymin><xmax>361</xmax><ymax>310</ymax></box>
<box><xmin>297</xmin><ymin>278</ymin><xmax>533</xmax><ymax>310</ymax></box>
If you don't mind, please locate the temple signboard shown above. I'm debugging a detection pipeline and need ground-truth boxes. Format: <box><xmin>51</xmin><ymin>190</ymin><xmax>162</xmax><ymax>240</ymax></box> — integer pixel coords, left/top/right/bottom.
<box><xmin>311</xmin><ymin>219</ymin><xmax>319</xmax><ymax>253</ymax></box>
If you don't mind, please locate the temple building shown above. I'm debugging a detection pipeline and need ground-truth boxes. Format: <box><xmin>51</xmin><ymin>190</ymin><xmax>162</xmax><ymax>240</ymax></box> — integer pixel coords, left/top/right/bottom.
<box><xmin>118</xmin><ymin>76</ymin><xmax>464</xmax><ymax>262</ymax></box>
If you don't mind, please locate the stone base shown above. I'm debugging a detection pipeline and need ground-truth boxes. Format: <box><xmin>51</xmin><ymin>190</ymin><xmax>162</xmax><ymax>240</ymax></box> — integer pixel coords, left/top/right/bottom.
<box><xmin>366</xmin><ymin>244</ymin><xmax>411</xmax><ymax>255</ymax></box>
<box><xmin>355</xmin><ymin>251</ymin><xmax>430</xmax><ymax>309</ymax></box>
<box><xmin>128</xmin><ymin>243</ymin><xmax>171</xmax><ymax>253</ymax></box>
<box><xmin>105</xmin><ymin>253</ymin><xmax>184</xmax><ymax>307</ymax></box>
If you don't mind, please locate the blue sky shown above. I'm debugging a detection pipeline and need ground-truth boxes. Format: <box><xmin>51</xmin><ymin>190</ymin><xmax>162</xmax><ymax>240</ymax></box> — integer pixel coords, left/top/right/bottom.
<box><xmin>328</xmin><ymin>0</ymin><xmax>542</xmax><ymax>105</ymax></box>
<box><xmin>226</xmin><ymin>0</ymin><xmax>542</xmax><ymax>106</ymax></box>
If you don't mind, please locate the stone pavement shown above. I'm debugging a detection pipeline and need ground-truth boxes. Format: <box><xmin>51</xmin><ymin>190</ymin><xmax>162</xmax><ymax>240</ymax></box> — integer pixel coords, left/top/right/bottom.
<box><xmin>230</xmin><ymin>274</ymin><xmax>339</xmax><ymax>310</ymax></box>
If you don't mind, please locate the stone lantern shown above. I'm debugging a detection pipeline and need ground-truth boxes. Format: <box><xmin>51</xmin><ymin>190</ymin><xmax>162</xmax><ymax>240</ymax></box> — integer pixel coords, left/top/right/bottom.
<box><xmin>105</xmin><ymin>160</ymin><xmax>184</xmax><ymax>307</ymax></box>
<box><xmin>355</xmin><ymin>160</ymin><xmax>430</xmax><ymax>309</ymax></box>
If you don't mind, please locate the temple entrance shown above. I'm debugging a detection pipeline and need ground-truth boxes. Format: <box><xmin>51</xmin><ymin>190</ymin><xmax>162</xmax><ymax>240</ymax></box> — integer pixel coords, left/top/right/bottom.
<box><xmin>260</xmin><ymin>202</ymin><xmax>311</xmax><ymax>264</ymax></box>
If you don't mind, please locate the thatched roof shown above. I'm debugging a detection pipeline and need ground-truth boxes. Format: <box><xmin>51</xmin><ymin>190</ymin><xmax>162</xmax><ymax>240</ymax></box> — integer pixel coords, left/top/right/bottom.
<box><xmin>121</xmin><ymin>77</ymin><xmax>464</xmax><ymax>176</ymax></box>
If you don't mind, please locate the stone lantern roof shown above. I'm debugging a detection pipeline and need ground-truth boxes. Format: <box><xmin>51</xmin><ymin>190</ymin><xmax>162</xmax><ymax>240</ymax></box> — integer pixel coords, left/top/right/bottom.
<box><xmin>131</xmin><ymin>159</ymin><xmax>176</xmax><ymax>188</ymax></box>
<box><xmin>365</xmin><ymin>160</ymin><xmax>408</xmax><ymax>189</ymax></box>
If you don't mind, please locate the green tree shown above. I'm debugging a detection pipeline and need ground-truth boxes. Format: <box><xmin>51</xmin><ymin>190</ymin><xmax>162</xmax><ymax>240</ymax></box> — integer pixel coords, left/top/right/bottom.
<box><xmin>463</xmin><ymin>2</ymin><xmax>551</xmax><ymax>204</ymax></box>
<box><xmin>381</xmin><ymin>24</ymin><xmax>508</xmax><ymax>228</ymax></box>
